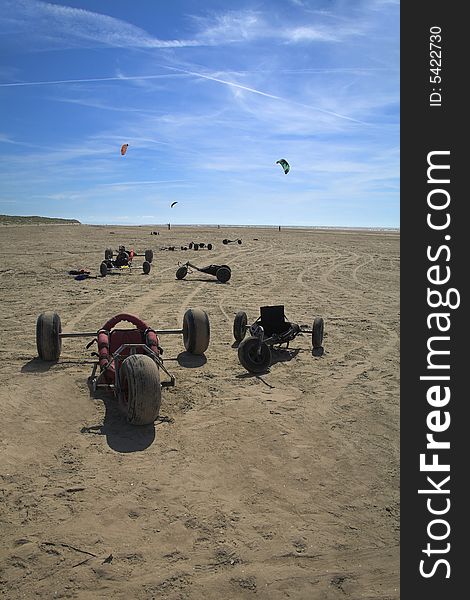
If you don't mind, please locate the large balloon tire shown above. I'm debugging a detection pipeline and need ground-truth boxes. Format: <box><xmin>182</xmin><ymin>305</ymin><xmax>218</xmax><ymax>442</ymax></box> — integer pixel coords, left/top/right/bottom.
<box><xmin>216</xmin><ymin>267</ymin><xmax>231</xmax><ymax>283</ymax></box>
<box><xmin>233</xmin><ymin>311</ymin><xmax>248</xmax><ymax>343</ymax></box>
<box><xmin>237</xmin><ymin>239</ymin><xmax>242</xmax><ymax>244</ymax></box>
<box><xmin>193</xmin><ymin>244</ymin><xmax>199</xmax><ymax>251</ymax></box>
<box><xmin>145</xmin><ymin>249</ymin><xmax>153</xmax><ymax>263</ymax></box>
<box><xmin>238</xmin><ymin>337</ymin><xmax>271</xmax><ymax>374</ymax></box>
<box><xmin>189</xmin><ymin>242</ymin><xmax>193</xmax><ymax>249</ymax></box>
<box><xmin>118</xmin><ymin>354</ymin><xmax>161</xmax><ymax>425</ymax></box>
<box><xmin>223</xmin><ymin>239</ymin><xmax>228</xmax><ymax>245</ymax></box>
<box><xmin>207</xmin><ymin>243</ymin><xmax>213</xmax><ymax>250</ymax></box>
<box><xmin>100</xmin><ymin>261</ymin><xmax>108</xmax><ymax>277</ymax></box>
<box><xmin>183</xmin><ymin>308</ymin><xmax>210</xmax><ymax>355</ymax></box>
<box><xmin>312</xmin><ymin>317</ymin><xmax>324</xmax><ymax>349</ymax></box>
<box><xmin>143</xmin><ymin>261</ymin><xmax>151</xmax><ymax>275</ymax></box>
<box><xmin>176</xmin><ymin>265</ymin><xmax>188</xmax><ymax>280</ymax></box>
<box><xmin>36</xmin><ymin>311</ymin><xmax>62</xmax><ymax>361</ymax></box>
<box><xmin>105</xmin><ymin>248</ymin><xmax>113</xmax><ymax>260</ymax></box>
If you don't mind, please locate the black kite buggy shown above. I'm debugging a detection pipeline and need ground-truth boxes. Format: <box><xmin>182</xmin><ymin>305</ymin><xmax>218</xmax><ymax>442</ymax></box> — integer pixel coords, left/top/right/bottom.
<box><xmin>101</xmin><ymin>245</ymin><xmax>153</xmax><ymax>277</ymax></box>
<box><xmin>188</xmin><ymin>242</ymin><xmax>213</xmax><ymax>251</ymax></box>
<box><xmin>176</xmin><ymin>261</ymin><xmax>231</xmax><ymax>283</ymax></box>
<box><xmin>222</xmin><ymin>238</ymin><xmax>242</xmax><ymax>245</ymax></box>
<box><xmin>233</xmin><ymin>305</ymin><xmax>324</xmax><ymax>373</ymax></box>
<box><xmin>36</xmin><ymin>309</ymin><xmax>210</xmax><ymax>425</ymax></box>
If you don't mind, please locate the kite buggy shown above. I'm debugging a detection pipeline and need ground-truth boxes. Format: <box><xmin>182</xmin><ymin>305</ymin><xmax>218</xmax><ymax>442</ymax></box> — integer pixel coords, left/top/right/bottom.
<box><xmin>36</xmin><ymin>309</ymin><xmax>210</xmax><ymax>425</ymax></box>
<box><xmin>100</xmin><ymin>246</ymin><xmax>153</xmax><ymax>277</ymax></box>
<box><xmin>233</xmin><ymin>305</ymin><xmax>324</xmax><ymax>373</ymax></box>
<box><xmin>176</xmin><ymin>261</ymin><xmax>231</xmax><ymax>283</ymax></box>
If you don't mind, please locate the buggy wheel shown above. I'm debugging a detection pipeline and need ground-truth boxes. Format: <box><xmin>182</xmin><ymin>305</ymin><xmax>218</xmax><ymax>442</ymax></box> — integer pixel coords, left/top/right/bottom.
<box><xmin>143</xmin><ymin>261</ymin><xmax>151</xmax><ymax>274</ymax></box>
<box><xmin>188</xmin><ymin>242</ymin><xmax>193</xmax><ymax>249</ymax></box>
<box><xmin>233</xmin><ymin>311</ymin><xmax>248</xmax><ymax>343</ymax></box>
<box><xmin>183</xmin><ymin>308</ymin><xmax>210</xmax><ymax>355</ymax></box>
<box><xmin>207</xmin><ymin>243</ymin><xmax>213</xmax><ymax>250</ymax></box>
<box><xmin>312</xmin><ymin>317</ymin><xmax>324</xmax><ymax>349</ymax></box>
<box><xmin>100</xmin><ymin>261</ymin><xmax>108</xmax><ymax>277</ymax></box>
<box><xmin>193</xmin><ymin>243</ymin><xmax>199</xmax><ymax>250</ymax></box>
<box><xmin>222</xmin><ymin>238</ymin><xmax>228</xmax><ymax>245</ymax></box>
<box><xmin>105</xmin><ymin>248</ymin><xmax>113</xmax><ymax>260</ymax></box>
<box><xmin>144</xmin><ymin>249</ymin><xmax>154</xmax><ymax>263</ymax></box>
<box><xmin>216</xmin><ymin>266</ymin><xmax>231</xmax><ymax>283</ymax></box>
<box><xmin>237</xmin><ymin>239</ymin><xmax>242</xmax><ymax>244</ymax></box>
<box><xmin>238</xmin><ymin>337</ymin><xmax>271</xmax><ymax>373</ymax></box>
<box><xmin>176</xmin><ymin>265</ymin><xmax>188</xmax><ymax>280</ymax></box>
<box><xmin>36</xmin><ymin>311</ymin><xmax>62</xmax><ymax>361</ymax></box>
<box><xmin>119</xmin><ymin>354</ymin><xmax>161</xmax><ymax>425</ymax></box>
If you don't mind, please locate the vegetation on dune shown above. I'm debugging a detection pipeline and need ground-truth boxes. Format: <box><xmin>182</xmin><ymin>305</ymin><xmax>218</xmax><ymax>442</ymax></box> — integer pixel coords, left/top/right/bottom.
<box><xmin>0</xmin><ymin>215</ymin><xmax>81</xmax><ymax>225</ymax></box>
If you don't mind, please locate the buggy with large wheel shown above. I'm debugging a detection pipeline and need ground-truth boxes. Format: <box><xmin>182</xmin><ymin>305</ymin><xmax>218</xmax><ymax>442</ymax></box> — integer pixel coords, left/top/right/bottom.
<box><xmin>100</xmin><ymin>245</ymin><xmax>153</xmax><ymax>277</ymax></box>
<box><xmin>36</xmin><ymin>309</ymin><xmax>210</xmax><ymax>425</ymax></box>
<box><xmin>175</xmin><ymin>261</ymin><xmax>231</xmax><ymax>283</ymax></box>
<box><xmin>233</xmin><ymin>305</ymin><xmax>324</xmax><ymax>373</ymax></box>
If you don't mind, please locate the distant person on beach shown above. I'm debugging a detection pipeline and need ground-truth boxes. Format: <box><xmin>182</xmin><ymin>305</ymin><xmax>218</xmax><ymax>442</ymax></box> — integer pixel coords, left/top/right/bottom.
<box><xmin>279</xmin><ymin>226</ymin><xmax>281</xmax><ymax>232</ymax></box>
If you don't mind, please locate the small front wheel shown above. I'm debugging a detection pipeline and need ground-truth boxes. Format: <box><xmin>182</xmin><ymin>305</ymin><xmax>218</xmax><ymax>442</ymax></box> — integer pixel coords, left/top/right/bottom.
<box><xmin>119</xmin><ymin>354</ymin><xmax>161</xmax><ymax>425</ymax></box>
<box><xmin>238</xmin><ymin>337</ymin><xmax>271</xmax><ymax>373</ymax></box>
<box><xmin>176</xmin><ymin>265</ymin><xmax>188</xmax><ymax>280</ymax></box>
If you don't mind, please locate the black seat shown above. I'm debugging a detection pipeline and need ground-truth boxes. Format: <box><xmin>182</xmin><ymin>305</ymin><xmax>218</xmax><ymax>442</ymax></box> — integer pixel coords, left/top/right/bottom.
<box><xmin>259</xmin><ymin>305</ymin><xmax>291</xmax><ymax>337</ymax></box>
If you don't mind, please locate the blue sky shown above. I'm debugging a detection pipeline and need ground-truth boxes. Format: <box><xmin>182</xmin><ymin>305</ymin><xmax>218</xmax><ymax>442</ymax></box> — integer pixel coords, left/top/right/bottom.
<box><xmin>0</xmin><ymin>0</ymin><xmax>399</xmax><ymax>227</ymax></box>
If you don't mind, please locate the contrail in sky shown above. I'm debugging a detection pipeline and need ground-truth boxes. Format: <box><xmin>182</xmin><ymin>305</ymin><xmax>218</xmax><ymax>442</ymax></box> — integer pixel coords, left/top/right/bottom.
<box><xmin>1</xmin><ymin>66</ymin><xmax>366</xmax><ymax>124</ymax></box>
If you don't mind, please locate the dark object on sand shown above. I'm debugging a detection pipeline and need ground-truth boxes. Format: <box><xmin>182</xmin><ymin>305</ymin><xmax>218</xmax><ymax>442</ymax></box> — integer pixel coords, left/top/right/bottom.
<box><xmin>222</xmin><ymin>238</ymin><xmax>242</xmax><ymax>245</ymax></box>
<box><xmin>176</xmin><ymin>261</ymin><xmax>231</xmax><ymax>283</ymax></box>
<box><xmin>35</xmin><ymin>309</ymin><xmax>210</xmax><ymax>425</ymax></box>
<box><xmin>188</xmin><ymin>242</ymin><xmax>213</xmax><ymax>251</ymax></box>
<box><xmin>233</xmin><ymin>305</ymin><xmax>324</xmax><ymax>373</ymax></box>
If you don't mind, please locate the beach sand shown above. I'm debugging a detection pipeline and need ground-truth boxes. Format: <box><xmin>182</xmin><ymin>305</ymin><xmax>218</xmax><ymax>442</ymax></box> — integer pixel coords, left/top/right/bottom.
<box><xmin>0</xmin><ymin>224</ymin><xmax>399</xmax><ymax>599</ymax></box>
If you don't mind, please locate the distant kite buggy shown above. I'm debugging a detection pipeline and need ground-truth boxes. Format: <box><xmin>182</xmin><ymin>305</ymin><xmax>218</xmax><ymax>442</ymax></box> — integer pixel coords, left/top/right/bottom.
<box><xmin>121</xmin><ymin>144</ymin><xmax>129</xmax><ymax>156</ymax></box>
<box><xmin>222</xmin><ymin>238</ymin><xmax>242</xmax><ymax>245</ymax></box>
<box><xmin>276</xmin><ymin>158</ymin><xmax>290</xmax><ymax>174</ymax></box>
<box><xmin>100</xmin><ymin>245</ymin><xmax>153</xmax><ymax>277</ymax></box>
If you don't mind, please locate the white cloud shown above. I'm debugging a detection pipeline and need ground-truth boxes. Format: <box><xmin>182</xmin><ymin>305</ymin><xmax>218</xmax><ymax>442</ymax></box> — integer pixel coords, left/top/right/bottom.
<box><xmin>1</xmin><ymin>0</ymin><xmax>201</xmax><ymax>49</ymax></box>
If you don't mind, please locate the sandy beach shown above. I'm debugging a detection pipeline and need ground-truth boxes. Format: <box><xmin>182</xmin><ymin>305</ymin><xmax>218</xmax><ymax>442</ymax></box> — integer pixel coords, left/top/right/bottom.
<box><xmin>0</xmin><ymin>224</ymin><xmax>399</xmax><ymax>599</ymax></box>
